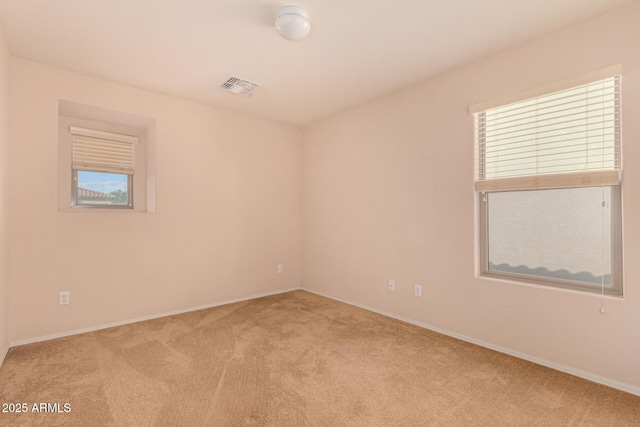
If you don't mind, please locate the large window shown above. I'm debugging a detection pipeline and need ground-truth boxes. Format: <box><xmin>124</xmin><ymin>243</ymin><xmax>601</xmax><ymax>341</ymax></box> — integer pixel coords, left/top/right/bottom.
<box><xmin>472</xmin><ymin>68</ymin><xmax>623</xmax><ymax>296</ymax></box>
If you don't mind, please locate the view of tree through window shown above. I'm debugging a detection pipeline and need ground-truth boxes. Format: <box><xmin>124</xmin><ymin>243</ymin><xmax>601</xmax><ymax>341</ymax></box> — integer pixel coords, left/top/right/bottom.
<box><xmin>76</xmin><ymin>171</ymin><xmax>129</xmax><ymax>206</ymax></box>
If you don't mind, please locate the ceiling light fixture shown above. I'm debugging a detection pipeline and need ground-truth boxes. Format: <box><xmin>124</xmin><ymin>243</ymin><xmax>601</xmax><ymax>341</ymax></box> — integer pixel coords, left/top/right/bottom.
<box><xmin>276</xmin><ymin>6</ymin><xmax>310</xmax><ymax>41</ymax></box>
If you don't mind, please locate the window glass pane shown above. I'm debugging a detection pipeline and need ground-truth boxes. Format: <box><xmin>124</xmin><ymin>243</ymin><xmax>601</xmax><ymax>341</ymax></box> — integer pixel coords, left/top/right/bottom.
<box><xmin>76</xmin><ymin>171</ymin><xmax>129</xmax><ymax>206</ymax></box>
<box><xmin>487</xmin><ymin>187</ymin><xmax>611</xmax><ymax>286</ymax></box>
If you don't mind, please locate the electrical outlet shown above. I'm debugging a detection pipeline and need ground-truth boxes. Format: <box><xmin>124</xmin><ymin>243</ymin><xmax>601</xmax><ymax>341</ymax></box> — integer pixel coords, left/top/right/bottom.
<box><xmin>277</xmin><ymin>264</ymin><xmax>283</xmax><ymax>273</ymax></box>
<box><xmin>59</xmin><ymin>291</ymin><xmax>70</xmax><ymax>305</ymax></box>
<box><xmin>414</xmin><ymin>284</ymin><xmax>422</xmax><ymax>297</ymax></box>
<box><xmin>388</xmin><ymin>280</ymin><xmax>396</xmax><ymax>292</ymax></box>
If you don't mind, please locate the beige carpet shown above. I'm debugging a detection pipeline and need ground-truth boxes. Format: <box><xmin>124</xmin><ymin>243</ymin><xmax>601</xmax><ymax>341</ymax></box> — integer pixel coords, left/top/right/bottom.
<box><xmin>0</xmin><ymin>290</ymin><xmax>638</xmax><ymax>426</ymax></box>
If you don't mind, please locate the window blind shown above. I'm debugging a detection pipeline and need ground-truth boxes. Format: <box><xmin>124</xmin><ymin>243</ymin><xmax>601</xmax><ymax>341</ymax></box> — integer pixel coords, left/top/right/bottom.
<box><xmin>70</xmin><ymin>126</ymin><xmax>138</xmax><ymax>175</ymax></box>
<box><xmin>475</xmin><ymin>76</ymin><xmax>620</xmax><ymax>192</ymax></box>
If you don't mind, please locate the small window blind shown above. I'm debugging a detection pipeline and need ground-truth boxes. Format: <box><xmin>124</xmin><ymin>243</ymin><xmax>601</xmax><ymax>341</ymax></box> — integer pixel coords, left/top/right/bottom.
<box><xmin>474</xmin><ymin>75</ymin><xmax>620</xmax><ymax>192</ymax></box>
<box><xmin>71</xmin><ymin>127</ymin><xmax>138</xmax><ymax>175</ymax></box>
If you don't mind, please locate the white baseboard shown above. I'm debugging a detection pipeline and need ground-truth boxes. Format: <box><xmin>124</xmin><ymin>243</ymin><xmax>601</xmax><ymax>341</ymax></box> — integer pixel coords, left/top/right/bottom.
<box><xmin>304</xmin><ymin>288</ymin><xmax>640</xmax><ymax>397</ymax></box>
<box><xmin>9</xmin><ymin>287</ymin><xmax>302</xmax><ymax>347</ymax></box>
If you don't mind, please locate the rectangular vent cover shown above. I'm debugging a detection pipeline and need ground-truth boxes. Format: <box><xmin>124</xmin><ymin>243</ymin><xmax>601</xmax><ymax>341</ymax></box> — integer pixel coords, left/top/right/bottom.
<box><xmin>220</xmin><ymin>76</ymin><xmax>261</xmax><ymax>97</ymax></box>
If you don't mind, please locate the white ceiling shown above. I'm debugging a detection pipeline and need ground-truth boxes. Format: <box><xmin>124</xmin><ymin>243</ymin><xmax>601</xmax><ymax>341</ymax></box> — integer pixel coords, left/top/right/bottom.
<box><xmin>0</xmin><ymin>0</ymin><xmax>632</xmax><ymax>126</ymax></box>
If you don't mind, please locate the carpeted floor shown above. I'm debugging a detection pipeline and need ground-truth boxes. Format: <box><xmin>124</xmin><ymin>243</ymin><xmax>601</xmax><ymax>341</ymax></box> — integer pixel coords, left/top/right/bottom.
<box><xmin>0</xmin><ymin>290</ymin><xmax>639</xmax><ymax>426</ymax></box>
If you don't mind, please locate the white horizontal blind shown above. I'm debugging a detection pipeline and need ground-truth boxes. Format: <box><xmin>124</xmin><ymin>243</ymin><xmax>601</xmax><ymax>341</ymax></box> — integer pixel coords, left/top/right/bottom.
<box><xmin>475</xmin><ymin>76</ymin><xmax>620</xmax><ymax>192</ymax></box>
<box><xmin>71</xmin><ymin>127</ymin><xmax>138</xmax><ymax>175</ymax></box>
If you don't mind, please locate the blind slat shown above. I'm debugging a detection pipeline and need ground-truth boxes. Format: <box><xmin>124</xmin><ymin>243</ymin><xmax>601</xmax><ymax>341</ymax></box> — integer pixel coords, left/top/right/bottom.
<box><xmin>479</xmin><ymin>138</ymin><xmax>617</xmax><ymax>159</ymax></box>
<box><xmin>483</xmin><ymin>86</ymin><xmax>618</xmax><ymax>117</ymax></box>
<box><xmin>482</xmin><ymin>113</ymin><xmax>617</xmax><ymax>137</ymax></box>
<box><xmin>70</xmin><ymin>126</ymin><xmax>138</xmax><ymax>144</ymax></box>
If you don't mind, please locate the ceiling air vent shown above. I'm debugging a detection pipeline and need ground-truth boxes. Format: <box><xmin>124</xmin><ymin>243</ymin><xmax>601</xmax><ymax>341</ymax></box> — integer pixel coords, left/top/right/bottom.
<box><xmin>219</xmin><ymin>76</ymin><xmax>261</xmax><ymax>98</ymax></box>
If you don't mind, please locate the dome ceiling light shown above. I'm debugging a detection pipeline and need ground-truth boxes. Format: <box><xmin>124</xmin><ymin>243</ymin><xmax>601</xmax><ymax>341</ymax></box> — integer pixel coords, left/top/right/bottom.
<box><xmin>276</xmin><ymin>6</ymin><xmax>311</xmax><ymax>41</ymax></box>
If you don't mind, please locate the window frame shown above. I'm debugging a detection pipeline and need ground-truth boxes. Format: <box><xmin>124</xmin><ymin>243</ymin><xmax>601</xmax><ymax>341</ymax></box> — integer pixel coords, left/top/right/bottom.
<box><xmin>473</xmin><ymin>67</ymin><xmax>624</xmax><ymax>297</ymax></box>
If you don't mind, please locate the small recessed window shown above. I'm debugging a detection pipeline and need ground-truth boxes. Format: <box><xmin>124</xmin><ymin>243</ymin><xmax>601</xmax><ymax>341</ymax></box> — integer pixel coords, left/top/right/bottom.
<box><xmin>58</xmin><ymin>100</ymin><xmax>156</xmax><ymax>213</ymax></box>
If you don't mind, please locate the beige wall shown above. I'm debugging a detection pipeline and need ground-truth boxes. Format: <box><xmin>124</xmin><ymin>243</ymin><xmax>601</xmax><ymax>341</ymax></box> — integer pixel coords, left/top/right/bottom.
<box><xmin>302</xmin><ymin>1</ymin><xmax>640</xmax><ymax>392</ymax></box>
<box><xmin>9</xmin><ymin>58</ymin><xmax>301</xmax><ymax>342</ymax></box>
<box><xmin>0</xmin><ymin>27</ymin><xmax>9</xmax><ymax>362</ymax></box>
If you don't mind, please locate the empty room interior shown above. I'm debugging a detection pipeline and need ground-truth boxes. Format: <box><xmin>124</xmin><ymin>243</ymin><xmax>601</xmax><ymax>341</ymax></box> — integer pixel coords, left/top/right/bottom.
<box><xmin>1</xmin><ymin>0</ymin><xmax>640</xmax><ymax>425</ymax></box>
